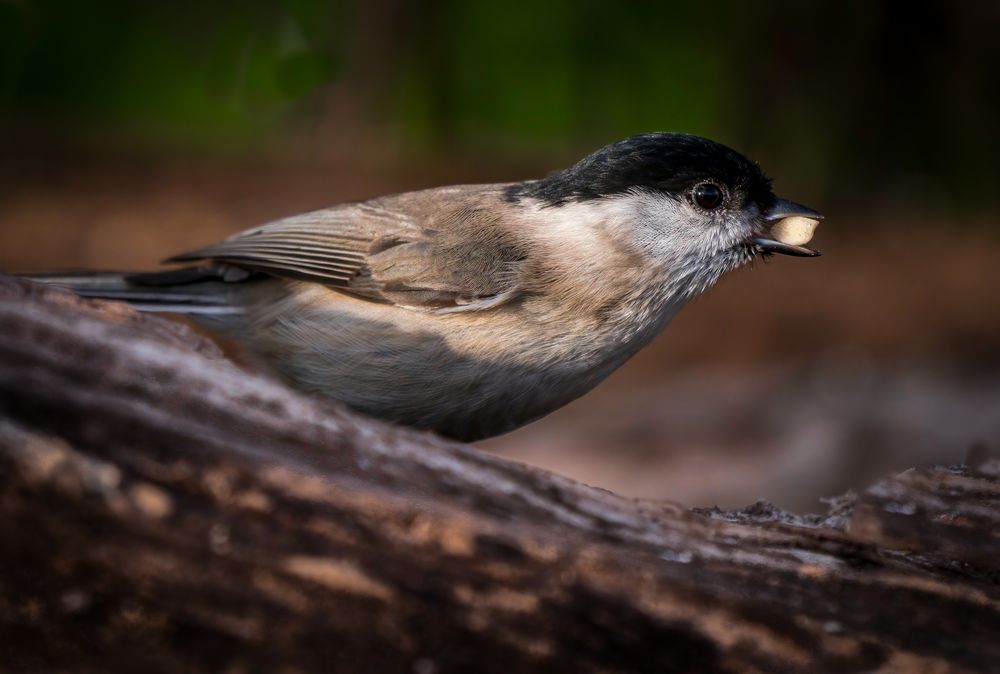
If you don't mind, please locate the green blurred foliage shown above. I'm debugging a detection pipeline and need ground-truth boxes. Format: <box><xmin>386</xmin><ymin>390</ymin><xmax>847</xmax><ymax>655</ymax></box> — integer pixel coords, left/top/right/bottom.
<box><xmin>0</xmin><ymin>0</ymin><xmax>341</xmax><ymax>142</ymax></box>
<box><xmin>393</xmin><ymin>1</ymin><xmax>734</xmax><ymax>151</ymax></box>
<box><xmin>2</xmin><ymin>0</ymin><xmax>999</xmax><ymax>209</ymax></box>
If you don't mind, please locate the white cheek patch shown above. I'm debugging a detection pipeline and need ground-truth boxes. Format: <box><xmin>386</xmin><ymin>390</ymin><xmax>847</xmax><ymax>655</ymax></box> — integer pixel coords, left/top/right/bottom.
<box><xmin>521</xmin><ymin>191</ymin><xmax>748</xmax><ymax>270</ymax></box>
<box><xmin>520</xmin><ymin>197</ymin><xmax>642</xmax><ymax>264</ymax></box>
<box><xmin>768</xmin><ymin>216</ymin><xmax>819</xmax><ymax>246</ymax></box>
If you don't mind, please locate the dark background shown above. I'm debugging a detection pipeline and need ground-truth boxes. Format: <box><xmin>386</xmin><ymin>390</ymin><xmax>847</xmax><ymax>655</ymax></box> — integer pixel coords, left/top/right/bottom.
<box><xmin>2</xmin><ymin>0</ymin><xmax>998</xmax><ymax>509</ymax></box>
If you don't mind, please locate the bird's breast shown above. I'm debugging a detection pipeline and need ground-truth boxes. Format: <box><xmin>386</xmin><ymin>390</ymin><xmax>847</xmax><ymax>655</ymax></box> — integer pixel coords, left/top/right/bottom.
<box><xmin>236</xmin><ymin>278</ymin><xmax>679</xmax><ymax>440</ymax></box>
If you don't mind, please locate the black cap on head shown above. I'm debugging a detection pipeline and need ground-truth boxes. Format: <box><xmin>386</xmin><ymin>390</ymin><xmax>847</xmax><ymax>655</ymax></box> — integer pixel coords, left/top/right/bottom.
<box><xmin>506</xmin><ymin>133</ymin><xmax>774</xmax><ymax>210</ymax></box>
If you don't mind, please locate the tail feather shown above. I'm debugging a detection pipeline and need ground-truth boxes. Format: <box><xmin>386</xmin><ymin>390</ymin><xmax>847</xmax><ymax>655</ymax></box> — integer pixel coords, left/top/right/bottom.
<box><xmin>22</xmin><ymin>269</ymin><xmax>244</xmax><ymax>316</ymax></box>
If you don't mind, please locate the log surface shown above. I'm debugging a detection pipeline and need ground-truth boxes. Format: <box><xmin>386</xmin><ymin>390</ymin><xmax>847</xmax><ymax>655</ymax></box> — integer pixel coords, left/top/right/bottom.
<box><xmin>0</xmin><ymin>275</ymin><xmax>998</xmax><ymax>674</ymax></box>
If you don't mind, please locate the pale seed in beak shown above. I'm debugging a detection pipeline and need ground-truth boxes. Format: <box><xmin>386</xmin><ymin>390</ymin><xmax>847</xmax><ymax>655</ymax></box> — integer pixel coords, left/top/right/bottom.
<box><xmin>768</xmin><ymin>216</ymin><xmax>820</xmax><ymax>247</ymax></box>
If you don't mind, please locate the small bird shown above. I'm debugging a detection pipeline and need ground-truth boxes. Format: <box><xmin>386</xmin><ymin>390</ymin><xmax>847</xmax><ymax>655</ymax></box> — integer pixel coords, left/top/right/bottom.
<box><xmin>31</xmin><ymin>133</ymin><xmax>822</xmax><ymax>441</ymax></box>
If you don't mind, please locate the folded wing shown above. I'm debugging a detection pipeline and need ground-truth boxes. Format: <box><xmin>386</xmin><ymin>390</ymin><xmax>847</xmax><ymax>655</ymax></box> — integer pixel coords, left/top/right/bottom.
<box><xmin>167</xmin><ymin>194</ymin><xmax>526</xmax><ymax>312</ymax></box>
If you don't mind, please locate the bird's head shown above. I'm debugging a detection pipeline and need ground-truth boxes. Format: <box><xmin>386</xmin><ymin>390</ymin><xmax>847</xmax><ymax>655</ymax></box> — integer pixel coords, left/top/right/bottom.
<box><xmin>507</xmin><ymin>132</ymin><xmax>822</xmax><ymax>293</ymax></box>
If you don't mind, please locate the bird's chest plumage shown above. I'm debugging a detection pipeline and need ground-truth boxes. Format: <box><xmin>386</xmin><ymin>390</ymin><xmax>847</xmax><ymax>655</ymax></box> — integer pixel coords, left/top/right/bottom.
<box><xmin>236</xmin><ymin>272</ymin><xmax>681</xmax><ymax>441</ymax></box>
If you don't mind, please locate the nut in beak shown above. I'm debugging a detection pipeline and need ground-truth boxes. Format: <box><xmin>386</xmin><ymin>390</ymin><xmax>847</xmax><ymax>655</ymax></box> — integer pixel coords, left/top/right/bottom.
<box><xmin>752</xmin><ymin>199</ymin><xmax>823</xmax><ymax>257</ymax></box>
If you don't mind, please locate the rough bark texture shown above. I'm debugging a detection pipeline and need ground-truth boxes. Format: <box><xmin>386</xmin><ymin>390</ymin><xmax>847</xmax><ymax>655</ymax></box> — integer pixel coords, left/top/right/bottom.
<box><xmin>0</xmin><ymin>274</ymin><xmax>998</xmax><ymax>674</ymax></box>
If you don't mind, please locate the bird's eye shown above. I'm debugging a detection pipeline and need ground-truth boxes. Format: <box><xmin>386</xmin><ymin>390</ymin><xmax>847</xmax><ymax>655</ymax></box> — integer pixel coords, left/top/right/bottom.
<box><xmin>692</xmin><ymin>183</ymin><xmax>724</xmax><ymax>210</ymax></box>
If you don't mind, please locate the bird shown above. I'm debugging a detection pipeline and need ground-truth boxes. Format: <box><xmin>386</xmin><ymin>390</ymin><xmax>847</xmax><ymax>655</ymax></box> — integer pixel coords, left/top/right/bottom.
<box><xmin>28</xmin><ymin>133</ymin><xmax>823</xmax><ymax>441</ymax></box>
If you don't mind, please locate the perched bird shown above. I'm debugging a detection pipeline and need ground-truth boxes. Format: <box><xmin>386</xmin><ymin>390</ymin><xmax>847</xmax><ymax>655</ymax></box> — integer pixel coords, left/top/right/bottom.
<box><xmin>31</xmin><ymin>133</ymin><xmax>822</xmax><ymax>441</ymax></box>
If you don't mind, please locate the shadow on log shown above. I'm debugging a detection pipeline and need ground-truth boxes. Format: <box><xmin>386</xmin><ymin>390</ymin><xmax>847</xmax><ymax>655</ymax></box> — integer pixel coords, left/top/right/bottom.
<box><xmin>1</xmin><ymin>274</ymin><xmax>998</xmax><ymax>673</ymax></box>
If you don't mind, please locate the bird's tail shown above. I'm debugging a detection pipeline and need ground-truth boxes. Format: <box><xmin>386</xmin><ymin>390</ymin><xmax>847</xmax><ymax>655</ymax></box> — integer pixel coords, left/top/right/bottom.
<box><xmin>21</xmin><ymin>268</ymin><xmax>244</xmax><ymax>316</ymax></box>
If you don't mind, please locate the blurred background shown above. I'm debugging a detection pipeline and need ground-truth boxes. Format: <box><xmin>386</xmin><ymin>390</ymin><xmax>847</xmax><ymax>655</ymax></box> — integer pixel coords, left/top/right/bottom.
<box><xmin>2</xmin><ymin>0</ymin><xmax>998</xmax><ymax>510</ymax></box>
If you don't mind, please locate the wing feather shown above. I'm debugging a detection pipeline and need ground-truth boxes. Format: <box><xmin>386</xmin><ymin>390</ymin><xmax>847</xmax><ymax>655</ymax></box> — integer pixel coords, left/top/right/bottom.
<box><xmin>166</xmin><ymin>206</ymin><xmax>386</xmax><ymax>285</ymax></box>
<box><xmin>179</xmin><ymin>247</ymin><xmax>363</xmax><ymax>271</ymax></box>
<box><xmin>165</xmin><ymin>189</ymin><xmax>526</xmax><ymax>312</ymax></box>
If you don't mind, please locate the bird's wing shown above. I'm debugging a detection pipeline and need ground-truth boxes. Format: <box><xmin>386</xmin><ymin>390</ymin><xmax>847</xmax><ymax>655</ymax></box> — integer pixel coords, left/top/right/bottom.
<box><xmin>168</xmin><ymin>203</ymin><xmax>406</xmax><ymax>285</ymax></box>
<box><xmin>167</xmin><ymin>193</ymin><xmax>527</xmax><ymax>312</ymax></box>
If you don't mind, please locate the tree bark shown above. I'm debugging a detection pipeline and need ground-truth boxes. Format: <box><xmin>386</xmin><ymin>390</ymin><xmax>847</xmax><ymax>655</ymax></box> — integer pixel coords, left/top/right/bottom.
<box><xmin>0</xmin><ymin>275</ymin><xmax>997</xmax><ymax>673</ymax></box>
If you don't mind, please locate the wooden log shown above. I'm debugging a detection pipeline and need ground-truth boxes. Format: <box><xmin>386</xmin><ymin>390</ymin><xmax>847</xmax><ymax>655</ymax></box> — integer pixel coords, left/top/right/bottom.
<box><xmin>0</xmin><ymin>275</ymin><xmax>998</xmax><ymax>673</ymax></box>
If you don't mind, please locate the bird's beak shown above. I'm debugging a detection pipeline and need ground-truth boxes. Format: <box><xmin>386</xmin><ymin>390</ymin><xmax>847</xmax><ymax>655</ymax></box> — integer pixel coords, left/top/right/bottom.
<box><xmin>763</xmin><ymin>198</ymin><xmax>824</xmax><ymax>222</ymax></box>
<box><xmin>751</xmin><ymin>198</ymin><xmax>823</xmax><ymax>257</ymax></box>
